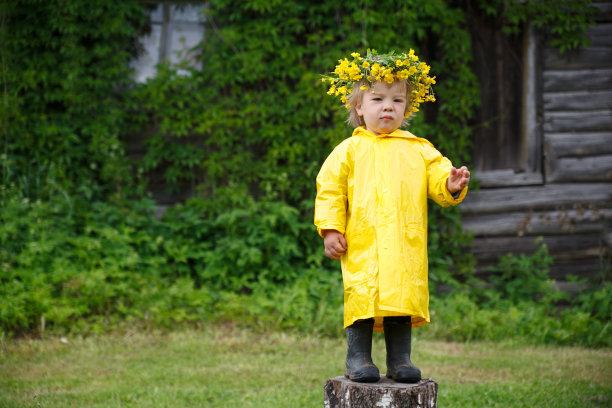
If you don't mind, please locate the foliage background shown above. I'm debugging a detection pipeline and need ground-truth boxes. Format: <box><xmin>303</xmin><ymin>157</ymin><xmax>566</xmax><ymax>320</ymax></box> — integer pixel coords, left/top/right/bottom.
<box><xmin>1</xmin><ymin>0</ymin><xmax>608</xmax><ymax>347</ymax></box>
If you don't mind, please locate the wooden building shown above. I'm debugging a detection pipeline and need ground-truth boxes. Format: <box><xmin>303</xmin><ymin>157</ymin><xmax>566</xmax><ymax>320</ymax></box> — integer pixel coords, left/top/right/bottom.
<box><xmin>462</xmin><ymin>1</ymin><xmax>612</xmax><ymax>282</ymax></box>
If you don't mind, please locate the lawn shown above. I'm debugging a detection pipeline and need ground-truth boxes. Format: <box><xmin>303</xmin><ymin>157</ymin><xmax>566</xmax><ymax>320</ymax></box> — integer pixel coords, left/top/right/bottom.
<box><xmin>1</xmin><ymin>325</ymin><xmax>610</xmax><ymax>407</ymax></box>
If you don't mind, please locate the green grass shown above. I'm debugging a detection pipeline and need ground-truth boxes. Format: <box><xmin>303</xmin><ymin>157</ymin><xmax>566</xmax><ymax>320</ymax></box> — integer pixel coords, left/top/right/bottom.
<box><xmin>1</xmin><ymin>325</ymin><xmax>610</xmax><ymax>407</ymax></box>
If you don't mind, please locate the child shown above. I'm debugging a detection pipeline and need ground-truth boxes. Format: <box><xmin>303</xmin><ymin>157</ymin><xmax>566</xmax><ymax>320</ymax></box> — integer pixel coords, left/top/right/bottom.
<box><xmin>315</xmin><ymin>50</ymin><xmax>470</xmax><ymax>383</ymax></box>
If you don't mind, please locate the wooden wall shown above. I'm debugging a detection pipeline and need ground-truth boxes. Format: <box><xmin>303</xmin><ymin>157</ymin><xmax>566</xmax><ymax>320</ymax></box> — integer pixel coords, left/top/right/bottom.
<box><xmin>462</xmin><ymin>1</ymin><xmax>612</xmax><ymax>281</ymax></box>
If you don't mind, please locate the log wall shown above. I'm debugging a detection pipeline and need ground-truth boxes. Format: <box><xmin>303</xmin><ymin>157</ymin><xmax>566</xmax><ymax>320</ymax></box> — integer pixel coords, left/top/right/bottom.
<box><xmin>462</xmin><ymin>1</ymin><xmax>612</xmax><ymax>281</ymax></box>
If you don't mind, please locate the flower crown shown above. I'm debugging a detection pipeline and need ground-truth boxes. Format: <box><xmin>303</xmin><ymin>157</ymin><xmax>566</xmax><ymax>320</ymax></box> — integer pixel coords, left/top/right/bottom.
<box><xmin>322</xmin><ymin>49</ymin><xmax>436</xmax><ymax>117</ymax></box>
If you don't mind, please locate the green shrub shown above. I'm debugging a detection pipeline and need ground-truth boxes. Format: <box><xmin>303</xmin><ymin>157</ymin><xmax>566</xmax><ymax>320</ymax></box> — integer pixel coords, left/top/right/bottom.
<box><xmin>421</xmin><ymin>240</ymin><xmax>611</xmax><ymax>348</ymax></box>
<box><xmin>0</xmin><ymin>186</ymin><xmax>211</xmax><ymax>335</ymax></box>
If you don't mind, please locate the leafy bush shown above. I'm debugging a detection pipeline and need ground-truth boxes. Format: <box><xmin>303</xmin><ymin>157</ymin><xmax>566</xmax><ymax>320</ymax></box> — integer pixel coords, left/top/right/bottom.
<box><xmin>0</xmin><ymin>186</ymin><xmax>211</xmax><ymax>334</ymax></box>
<box><xmin>163</xmin><ymin>199</ymin><xmax>322</xmax><ymax>292</ymax></box>
<box><xmin>1</xmin><ymin>0</ymin><xmax>147</xmax><ymax>201</ymax></box>
<box><xmin>421</xmin><ymin>240</ymin><xmax>611</xmax><ymax>348</ymax></box>
<box><xmin>425</xmin><ymin>291</ymin><xmax>611</xmax><ymax>348</ymax></box>
<box><xmin>0</xmin><ymin>187</ymin><xmax>338</xmax><ymax>336</ymax></box>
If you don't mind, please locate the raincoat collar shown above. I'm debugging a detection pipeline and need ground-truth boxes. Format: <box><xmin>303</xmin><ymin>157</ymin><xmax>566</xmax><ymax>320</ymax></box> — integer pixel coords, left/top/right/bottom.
<box><xmin>352</xmin><ymin>126</ymin><xmax>416</xmax><ymax>139</ymax></box>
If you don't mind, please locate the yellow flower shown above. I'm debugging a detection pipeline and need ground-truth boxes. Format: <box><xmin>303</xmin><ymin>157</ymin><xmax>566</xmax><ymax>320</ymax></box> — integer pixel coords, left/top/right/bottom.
<box><xmin>408</xmin><ymin>49</ymin><xmax>418</xmax><ymax>61</ymax></box>
<box><xmin>397</xmin><ymin>69</ymin><xmax>410</xmax><ymax>80</ymax></box>
<box><xmin>351</xmin><ymin>52</ymin><xmax>361</xmax><ymax>58</ymax></box>
<box><xmin>371</xmin><ymin>63</ymin><xmax>380</xmax><ymax>76</ymax></box>
<box><xmin>418</xmin><ymin>62</ymin><xmax>430</xmax><ymax>74</ymax></box>
<box><xmin>360</xmin><ymin>85</ymin><xmax>369</xmax><ymax>90</ymax></box>
<box><xmin>395</xmin><ymin>60</ymin><xmax>403</xmax><ymax>67</ymax></box>
<box><xmin>362</xmin><ymin>61</ymin><xmax>370</xmax><ymax>69</ymax></box>
<box><xmin>327</xmin><ymin>85</ymin><xmax>336</xmax><ymax>95</ymax></box>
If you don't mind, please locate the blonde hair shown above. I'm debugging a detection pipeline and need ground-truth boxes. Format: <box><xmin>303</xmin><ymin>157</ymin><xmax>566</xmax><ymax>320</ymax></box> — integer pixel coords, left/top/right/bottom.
<box><xmin>346</xmin><ymin>80</ymin><xmax>414</xmax><ymax>129</ymax></box>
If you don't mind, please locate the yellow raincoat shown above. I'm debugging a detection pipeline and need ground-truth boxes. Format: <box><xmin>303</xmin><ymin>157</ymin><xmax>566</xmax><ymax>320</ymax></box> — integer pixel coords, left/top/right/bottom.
<box><xmin>314</xmin><ymin>127</ymin><xmax>468</xmax><ymax>332</ymax></box>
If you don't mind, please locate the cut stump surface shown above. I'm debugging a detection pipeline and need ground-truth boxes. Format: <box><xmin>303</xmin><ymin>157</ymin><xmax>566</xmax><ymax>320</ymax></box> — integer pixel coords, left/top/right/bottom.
<box><xmin>324</xmin><ymin>376</ymin><xmax>438</xmax><ymax>408</ymax></box>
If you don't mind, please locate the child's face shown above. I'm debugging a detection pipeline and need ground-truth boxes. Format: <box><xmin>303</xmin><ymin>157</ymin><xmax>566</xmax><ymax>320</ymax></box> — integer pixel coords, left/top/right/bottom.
<box><xmin>355</xmin><ymin>81</ymin><xmax>407</xmax><ymax>135</ymax></box>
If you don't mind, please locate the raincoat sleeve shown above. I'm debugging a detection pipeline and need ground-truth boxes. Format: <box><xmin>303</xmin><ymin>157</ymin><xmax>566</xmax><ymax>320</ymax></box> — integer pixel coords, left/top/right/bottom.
<box><xmin>421</xmin><ymin>140</ymin><xmax>468</xmax><ymax>207</ymax></box>
<box><xmin>314</xmin><ymin>141</ymin><xmax>352</xmax><ymax>238</ymax></box>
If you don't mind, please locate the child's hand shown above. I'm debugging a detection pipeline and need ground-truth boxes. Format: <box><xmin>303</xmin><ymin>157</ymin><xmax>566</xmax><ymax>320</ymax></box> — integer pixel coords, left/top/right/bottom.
<box><xmin>323</xmin><ymin>229</ymin><xmax>347</xmax><ymax>260</ymax></box>
<box><xmin>447</xmin><ymin>166</ymin><xmax>470</xmax><ymax>194</ymax></box>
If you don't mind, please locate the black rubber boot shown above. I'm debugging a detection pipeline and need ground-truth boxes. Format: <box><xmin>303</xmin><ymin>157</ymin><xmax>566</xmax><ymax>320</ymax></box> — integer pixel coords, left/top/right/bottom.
<box><xmin>384</xmin><ymin>316</ymin><xmax>421</xmax><ymax>383</ymax></box>
<box><xmin>345</xmin><ymin>319</ymin><xmax>380</xmax><ymax>382</ymax></box>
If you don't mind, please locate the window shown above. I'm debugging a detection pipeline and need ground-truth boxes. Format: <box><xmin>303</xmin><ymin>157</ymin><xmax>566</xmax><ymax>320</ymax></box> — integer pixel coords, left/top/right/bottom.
<box><xmin>468</xmin><ymin>8</ymin><xmax>543</xmax><ymax>187</ymax></box>
<box><xmin>130</xmin><ymin>3</ymin><xmax>206</xmax><ymax>83</ymax></box>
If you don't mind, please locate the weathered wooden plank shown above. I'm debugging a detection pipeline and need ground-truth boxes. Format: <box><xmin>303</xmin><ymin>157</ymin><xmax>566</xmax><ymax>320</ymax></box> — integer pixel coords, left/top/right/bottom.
<box><xmin>543</xmin><ymin>110</ymin><xmax>612</xmax><ymax>132</ymax></box>
<box><xmin>593</xmin><ymin>1</ymin><xmax>612</xmax><ymax>19</ymax></box>
<box><xmin>544</xmin><ymin>132</ymin><xmax>612</xmax><ymax>157</ymax></box>
<box><xmin>474</xmin><ymin>259</ymin><xmax>603</xmax><ymax>281</ymax></box>
<box><xmin>548</xmin><ymin>259</ymin><xmax>606</xmax><ymax>280</ymax></box>
<box><xmin>460</xmin><ymin>183</ymin><xmax>612</xmax><ymax>214</ymax></box>
<box><xmin>584</xmin><ymin>23</ymin><xmax>612</xmax><ymax>46</ymax></box>
<box><xmin>462</xmin><ymin>208</ymin><xmax>612</xmax><ymax>237</ymax></box>
<box><xmin>471</xmin><ymin>234</ymin><xmax>604</xmax><ymax>261</ymax></box>
<box><xmin>474</xmin><ymin>170</ymin><xmax>543</xmax><ymax>188</ymax></box>
<box><xmin>544</xmin><ymin>46</ymin><xmax>612</xmax><ymax>70</ymax></box>
<box><xmin>522</xmin><ymin>23</ymin><xmax>541</xmax><ymax>180</ymax></box>
<box><xmin>543</xmin><ymin>68</ymin><xmax>612</xmax><ymax>92</ymax></box>
<box><xmin>546</xmin><ymin>154</ymin><xmax>612</xmax><ymax>182</ymax></box>
<box><xmin>543</xmin><ymin>89</ymin><xmax>612</xmax><ymax>111</ymax></box>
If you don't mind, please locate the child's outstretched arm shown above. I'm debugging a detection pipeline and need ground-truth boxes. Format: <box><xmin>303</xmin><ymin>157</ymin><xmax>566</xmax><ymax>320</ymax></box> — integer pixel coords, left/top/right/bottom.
<box><xmin>446</xmin><ymin>166</ymin><xmax>471</xmax><ymax>194</ymax></box>
<box><xmin>322</xmin><ymin>229</ymin><xmax>347</xmax><ymax>260</ymax></box>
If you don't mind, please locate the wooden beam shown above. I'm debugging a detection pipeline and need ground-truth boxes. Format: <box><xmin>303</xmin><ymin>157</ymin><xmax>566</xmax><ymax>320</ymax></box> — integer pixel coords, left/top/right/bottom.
<box><xmin>593</xmin><ymin>2</ymin><xmax>612</xmax><ymax>18</ymax></box>
<box><xmin>543</xmin><ymin>68</ymin><xmax>612</xmax><ymax>92</ymax></box>
<box><xmin>460</xmin><ymin>183</ymin><xmax>612</xmax><ymax>214</ymax></box>
<box><xmin>543</xmin><ymin>110</ymin><xmax>612</xmax><ymax>132</ymax></box>
<box><xmin>543</xmin><ymin>89</ymin><xmax>612</xmax><ymax>111</ymax></box>
<box><xmin>547</xmin><ymin>259</ymin><xmax>606</xmax><ymax>280</ymax></box>
<box><xmin>544</xmin><ymin>132</ymin><xmax>612</xmax><ymax>157</ymax></box>
<box><xmin>474</xmin><ymin>258</ymin><xmax>603</xmax><ymax>281</ymax></box>
<box><xmin>470</xmin><ymin>234</ymin><xmax>604</xmax><ymax>261</ymax></box>
<box><xmin>522</xmin><ymin>23</ymin><xmax>541</xmax><ymax>176</ymax></box>
<box><xmin>544</xmin><ymin>46</ymin><xmax>612</xmax><ymax>70</ymax></box>
<box><xmin>474</xmin><ymin>170</ymin><xmax>543</xmax><ymax>188</ymax></box>
<box><xmin>584</xmin><ymin>23</ymin><xmax>612</xmax><ymax>46</ymax></box>
<box><xmin>546</xmin><ymin>154</ymin><xmax>612</xmax><ymax>182</ymax></box>
<box><xmin>462</xmin><ymin>208</ymin><xmax>612</xmax><ymax>236</ymax></box>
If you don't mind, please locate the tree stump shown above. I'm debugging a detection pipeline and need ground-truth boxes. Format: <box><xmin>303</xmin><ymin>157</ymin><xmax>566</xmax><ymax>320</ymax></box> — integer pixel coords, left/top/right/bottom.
<box><xmin>324</xmin><ymin>376</ymin><xmax>438</xmax><ymax>408</ymax></box>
